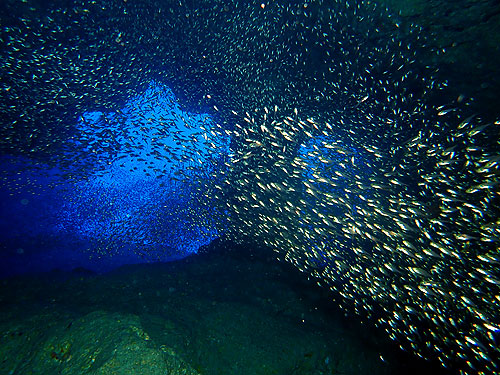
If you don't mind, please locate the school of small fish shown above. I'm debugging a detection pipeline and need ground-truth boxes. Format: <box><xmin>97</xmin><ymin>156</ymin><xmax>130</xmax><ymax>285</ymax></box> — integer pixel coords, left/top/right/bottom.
<box><xmin>0</xmin><ymin>0</ymin><xmax>498</xmax><ymax>373</ymax></box>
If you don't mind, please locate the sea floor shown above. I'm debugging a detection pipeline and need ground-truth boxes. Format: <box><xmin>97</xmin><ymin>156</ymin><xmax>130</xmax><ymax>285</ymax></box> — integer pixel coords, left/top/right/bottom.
<box><xmin>0</xmin><ymin>241</ymin><xmax>447</xmax><ymax>375</ymax></box>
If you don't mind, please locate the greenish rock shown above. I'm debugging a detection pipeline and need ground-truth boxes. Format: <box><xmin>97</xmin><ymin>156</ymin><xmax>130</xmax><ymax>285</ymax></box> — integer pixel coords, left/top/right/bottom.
<box><xmin>1</xmin><ymin>310</ymin><xmax>198</xmax><ymax>375</ymax></box>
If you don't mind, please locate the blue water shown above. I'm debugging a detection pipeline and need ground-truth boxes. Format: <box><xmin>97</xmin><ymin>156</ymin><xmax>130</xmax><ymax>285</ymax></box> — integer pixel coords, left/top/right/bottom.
<box><xmin>0</xmin><ymin>81</ymin><xmax>227</xmax><ymax>277</ymax></box>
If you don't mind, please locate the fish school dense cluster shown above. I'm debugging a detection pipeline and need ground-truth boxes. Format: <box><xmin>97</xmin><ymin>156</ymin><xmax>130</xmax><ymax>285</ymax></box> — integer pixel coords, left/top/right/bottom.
<box><xmin>216</xmin><ymin>105</ymin><xmax>499</xmax><ymax>374</ymax></box>
<box><xmin>0</xmin><ymin>0</ymin><xmax>498</xmax><ymax>373</ymax></box>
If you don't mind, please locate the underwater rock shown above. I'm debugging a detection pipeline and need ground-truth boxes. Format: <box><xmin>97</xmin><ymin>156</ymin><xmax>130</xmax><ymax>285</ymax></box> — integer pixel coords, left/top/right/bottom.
<box><xmin>1</xmin><ymin>311</ymin><xmax>199</xmax><ymax>375</ymax></box>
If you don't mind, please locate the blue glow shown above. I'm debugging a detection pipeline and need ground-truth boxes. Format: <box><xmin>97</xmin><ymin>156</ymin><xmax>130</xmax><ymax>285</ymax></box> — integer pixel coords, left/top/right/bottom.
<box><xmin>55</xmin><ymin>81</ymin><xmax>230</xmax><ymax>261</ymax></box>
<box><xmin>297</xmin><ymin>135</ymin><xmax>375</xmax><ymax>259</ymax></box>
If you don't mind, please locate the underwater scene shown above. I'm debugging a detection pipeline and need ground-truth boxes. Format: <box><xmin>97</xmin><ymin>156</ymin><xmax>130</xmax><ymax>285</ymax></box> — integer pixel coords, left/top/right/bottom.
<box><xmin>1</xmin><ymin>0</ymin><xmax>499</xmax><ymax>374</ymax></box>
